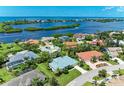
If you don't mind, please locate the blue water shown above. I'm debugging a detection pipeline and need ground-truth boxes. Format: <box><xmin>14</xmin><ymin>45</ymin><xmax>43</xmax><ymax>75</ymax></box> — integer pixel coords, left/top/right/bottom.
<box><xmin>0</xmin><ymin>17</ymin><xmax>124</xmax><ymax>43</ymax></box>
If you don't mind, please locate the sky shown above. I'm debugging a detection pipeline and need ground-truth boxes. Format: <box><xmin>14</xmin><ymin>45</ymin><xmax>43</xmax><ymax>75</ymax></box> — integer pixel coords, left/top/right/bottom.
<box><xmin>0</xmin><ymin>6</ymin><xmax>124</xmax><ymax>17</ymax></box>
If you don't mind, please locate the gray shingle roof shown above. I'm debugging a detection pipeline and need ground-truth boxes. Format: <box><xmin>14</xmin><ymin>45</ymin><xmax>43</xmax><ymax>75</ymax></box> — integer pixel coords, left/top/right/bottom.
<box><xmin>6</xmin><ymin>50</ymin><xmax>37</xmax><ymax>69</ymax></box>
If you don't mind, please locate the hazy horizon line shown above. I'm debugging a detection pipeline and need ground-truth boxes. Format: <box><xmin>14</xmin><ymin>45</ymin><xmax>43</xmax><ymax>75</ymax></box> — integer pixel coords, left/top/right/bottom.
<box><xmin>0</xmin><ymin>16</ymin><xmax>124</xmax><ymax>18</ymax></box>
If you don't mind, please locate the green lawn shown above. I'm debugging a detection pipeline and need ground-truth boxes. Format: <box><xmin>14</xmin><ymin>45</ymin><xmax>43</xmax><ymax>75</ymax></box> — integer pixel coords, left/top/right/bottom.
<box><xmin>113</xmin><ymin>69</ymin><xmax>124</xmax><ymax>75</ymax></box>
<box><xmin>83</xmin><ymin>81</ymin><xmax>94</xmax><ymax>86</ymax></box>
<box><xmin>37</xmin><ymin>63</ymin><xmax>81</xmax><ymax>85</ymax></box>
<box><xmin>107</xmin><ymin>60</ymin><xmax>119</xmax><ymax>65</ymax></box>
<box><xmin>119</xmin><ymin>54</ymin><xmax>124</xmax><ymax>61</ymax></box>
<box><xmin>0</xmin><ymin>68</ymin><xmax>14</xmax><ymax>83</ymax></box>
<box><xmin>0</xmin><ymin>43</ymin><xmax>22</xmax><ymax>57</ymax></box>
<box><xmin>37</xmin><ymin>63</ymin><xmax>55</xmax><ymax>78</ymax></box>
<box><xmin>57</xmin><ymin>69</ymin><xmax>81</xmax><ymax>86</ymax></box>
<box><xmin>80</xmin><ymin>63</ymin><xmax>92</xmax><ymax>71</ymax></box>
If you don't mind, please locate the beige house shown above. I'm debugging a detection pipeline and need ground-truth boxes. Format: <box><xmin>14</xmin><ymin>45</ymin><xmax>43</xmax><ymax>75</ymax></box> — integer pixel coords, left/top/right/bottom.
<box><xmin>107</xmin><ymin>47</ymin><xmax>122</xmax><ymax>58</ymax></box>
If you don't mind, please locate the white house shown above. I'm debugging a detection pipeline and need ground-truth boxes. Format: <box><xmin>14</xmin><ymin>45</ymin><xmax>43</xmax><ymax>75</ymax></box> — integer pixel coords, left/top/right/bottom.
<box><xmin>41</xmin><ymin>37</ymin><xmax>55</xmax><ymax>42</ymax></box>
<box><xmin>39</xmin><ymin>45</ymin><xmax>61</xmax><ymax>53</ymax></box>
<box><xmin>106</xmin><ymin>47</ymin><xmax>122</xmax><ymax>58</ymax></box>
<box><xmin>113</xmin><ymin>39</ymin><xmax>124</xmax><ymax>46</ymax></box>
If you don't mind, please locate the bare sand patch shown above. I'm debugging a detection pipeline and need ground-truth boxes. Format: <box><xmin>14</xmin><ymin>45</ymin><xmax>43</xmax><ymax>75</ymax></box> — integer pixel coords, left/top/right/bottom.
<box><xmin>107</xmin><ymin>75</ymin><xmax>124</xmax><ymax>86</ymax></box>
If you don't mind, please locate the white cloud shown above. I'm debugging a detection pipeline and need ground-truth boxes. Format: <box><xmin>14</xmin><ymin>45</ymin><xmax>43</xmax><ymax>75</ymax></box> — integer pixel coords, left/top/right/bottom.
<box><xmin>103</xmin><ymin>6</ymin><xmax>115</xmax><ymax>11</ymax></box>
<box><xmin>103</xmin><ymin>6</ymin><xmax>124</xmax><ymax>13</ymax></box>
<box><xmin>104</xmin><ymin>6</ymin><xmax>114</xmax><ymax>10</ymax></box>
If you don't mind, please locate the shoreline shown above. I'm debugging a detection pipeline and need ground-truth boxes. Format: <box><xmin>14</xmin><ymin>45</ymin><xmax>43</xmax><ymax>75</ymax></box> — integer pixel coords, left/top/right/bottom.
<box><xmin>0</xmin><ymin>22</ymin><xmax>80</xmax><ymax>34</ymax></box>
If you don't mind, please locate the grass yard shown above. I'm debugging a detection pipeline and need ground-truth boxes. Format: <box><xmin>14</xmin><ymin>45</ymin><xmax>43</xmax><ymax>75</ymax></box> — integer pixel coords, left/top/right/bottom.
<box><xmin>80</xmin><ymin>63</ymin><xmax>92</xmax><ymax>71</ymax></box>
<box><xmin>37</xmin><ymin>63</ymin><xmax>55</xmax><ymax>78</ymax></box>
<box><xmin>108</xmin><ymin>60</ymin><xmax>119</xmax><ymax>65</ymax></box>
<box><xmin>113</xmin><ymin>69</ymin><xmax>124</xmax><ymax>75</ymax></box>
<box><xmin>119</xmin><ymin>54</ymin><xmax>124</xmax><ymax>61</ymax></box>
<box><xmin>0</xmin><ymin>68</ymin><xmax>14</xmax><ymax>83</ymax></box>
<box><xmin>57</xmin><ymin>69</ymin><xmax>81</xmax><ymax>86</ymax></box>
<box><xmin>0</xmin><ymin>43</ymin><xmax>22</xmax><ymax>57</ymax></box>
<box><xmin>83</xmin><ymin>81</ymin><xmax>94</xmax><ymax>86</ymax></box>
<box><xmin>37</xmin><ymin>63</ymin><xmax>81</xmax><ymax>85</ymax></box>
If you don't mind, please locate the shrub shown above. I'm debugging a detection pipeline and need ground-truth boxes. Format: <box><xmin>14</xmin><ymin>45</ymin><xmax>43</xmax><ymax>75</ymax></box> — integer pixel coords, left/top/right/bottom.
<box><xmin>62</xmin><ymin>68</ymin><xmax>69</xmax><ymax>74</ymax></box>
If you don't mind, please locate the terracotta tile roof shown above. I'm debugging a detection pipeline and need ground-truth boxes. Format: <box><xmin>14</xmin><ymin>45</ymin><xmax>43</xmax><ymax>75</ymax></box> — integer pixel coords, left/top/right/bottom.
<box><xmin>76</xmin><ymin>51</ymin><xmax>103</xmax><ymax>61</ymax></box>
<box><xmin>25</xmin><ymin>39</ymin><xmax>39</xmax><ymax>44</ymax></box>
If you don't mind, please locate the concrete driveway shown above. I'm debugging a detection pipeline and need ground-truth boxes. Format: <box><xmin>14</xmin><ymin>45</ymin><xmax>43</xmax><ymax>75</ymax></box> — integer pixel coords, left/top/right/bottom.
<box><xmin>1</xmin><ymin>70</ymin><xmax>45</xmax><ymax>86</ymax></box>
<box><xmin>74</xmin><ymin>65</ymin><xmax>87</xmax><ymax>74</ymax></box>
<box><xmin>112</xmin><ymin>57</ymin><xmax>124</xmax><ymax>64</ymax></box>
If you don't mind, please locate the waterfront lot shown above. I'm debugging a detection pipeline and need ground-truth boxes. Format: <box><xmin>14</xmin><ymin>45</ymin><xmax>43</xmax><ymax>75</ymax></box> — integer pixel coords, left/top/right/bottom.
<box><xmin>0</xmin><ymin>30</ymin><xmax>124</xmax><ymax>86</ymax></box>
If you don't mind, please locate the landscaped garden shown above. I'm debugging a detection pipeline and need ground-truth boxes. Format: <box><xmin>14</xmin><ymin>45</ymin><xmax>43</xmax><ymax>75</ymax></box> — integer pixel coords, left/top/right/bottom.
<box><xmin>93</xmin><ymin>69</ymin><xmax>110</xmax><ymax>81</ymax></box>
<box><xmin>113</xmin><ymin>69</ymin><xmax>124</xmax><ymax>76</ymax></box>
<box><xmin>78</xmin><ymin>61</ymin><xmax>92</xmax><ymax>71</ymax></box>
<box><xmin>107</xmin><ymin>60</ymin><xmax>119</xmax><ymax>65</ymax></box>
<box><xmin>119</xmin><ymin>53</ymin><xmax>124</xmax><ymax>61</ymax></box>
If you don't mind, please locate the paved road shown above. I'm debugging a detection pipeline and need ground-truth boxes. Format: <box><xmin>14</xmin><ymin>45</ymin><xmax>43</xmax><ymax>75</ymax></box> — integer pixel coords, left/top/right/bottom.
<box><xmin>67</xmin><ymin>64</ymin><xmax>124</xmax><ymax>86</ymax></box>
<box><xmin>1</xmin><ymin>70</ymin><xmax>45</xmax><ymax>86</ymax></box>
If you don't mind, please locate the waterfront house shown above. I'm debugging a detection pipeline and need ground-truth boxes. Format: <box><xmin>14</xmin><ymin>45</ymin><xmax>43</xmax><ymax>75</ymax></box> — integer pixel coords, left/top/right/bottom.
<box><xmin>73</xmin><ymin>33</ymin><xmax>86</xmax><ymax>44</ymax></box>
<box><xmin>59</xmin><ymin>36</ymin><xmax>70</xmax><ymax>42</ymax></box>
<box><xmin>41</xmin><ymin>37</ymin><xmax>55</xmax><ymax>45</ymax></box>
<box><xmin>106</xmin><ymin>47</ymin><xmax>122</xmax><ymax>58</ymax></box>
<box><xmin>25</xmin><ymin>39</ymin><xmax>39</xmax><ymax>45</ymax></box>
<box><xmin>73</xmin><ymin>33</ymin><xmax>86</xmax><ymax>39</ymax></box>
<box><xmin>113</xmin><ymin>39</ymin><xmax>124</xmax><ymax>46</ymax></box>
<box><xmin>109</xmin><ymin>31</ymin><xmax>120</xmax><ymax>37</ymax></box>
<box><xmin>39</xmin><ymin>45</ymin><xmax>61</xmax><ymax>53</ymax></box>
<box><xmin>64</xmin><ymin>41</ymin><xmax>77</xmax><ymax>48</ymax></box>
<box><xmin>6</xmin><ymin>50</ymin><xmax>37</xmax><ymax>70</ymax></box>
<box><xmin>76</xmin><ymin>51</ymin><xmax>103</xmax><ymax>62</ymax></box>
<box><xmin>49</xmin><ymin>56</ymin><xmax>77</xmax><ymax>72</ymax></box>
<box><xmin>41</xmin><ymin>37</ymin><xmax>55</xmax><ymax>42</ymax></box>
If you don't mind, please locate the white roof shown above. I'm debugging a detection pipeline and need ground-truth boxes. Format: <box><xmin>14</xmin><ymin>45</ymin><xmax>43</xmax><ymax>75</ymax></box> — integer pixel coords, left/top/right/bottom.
<box><xmin>39</xmin><ymin>45</ymin><xmax>60</xmax><ymax>53</ymax></box>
